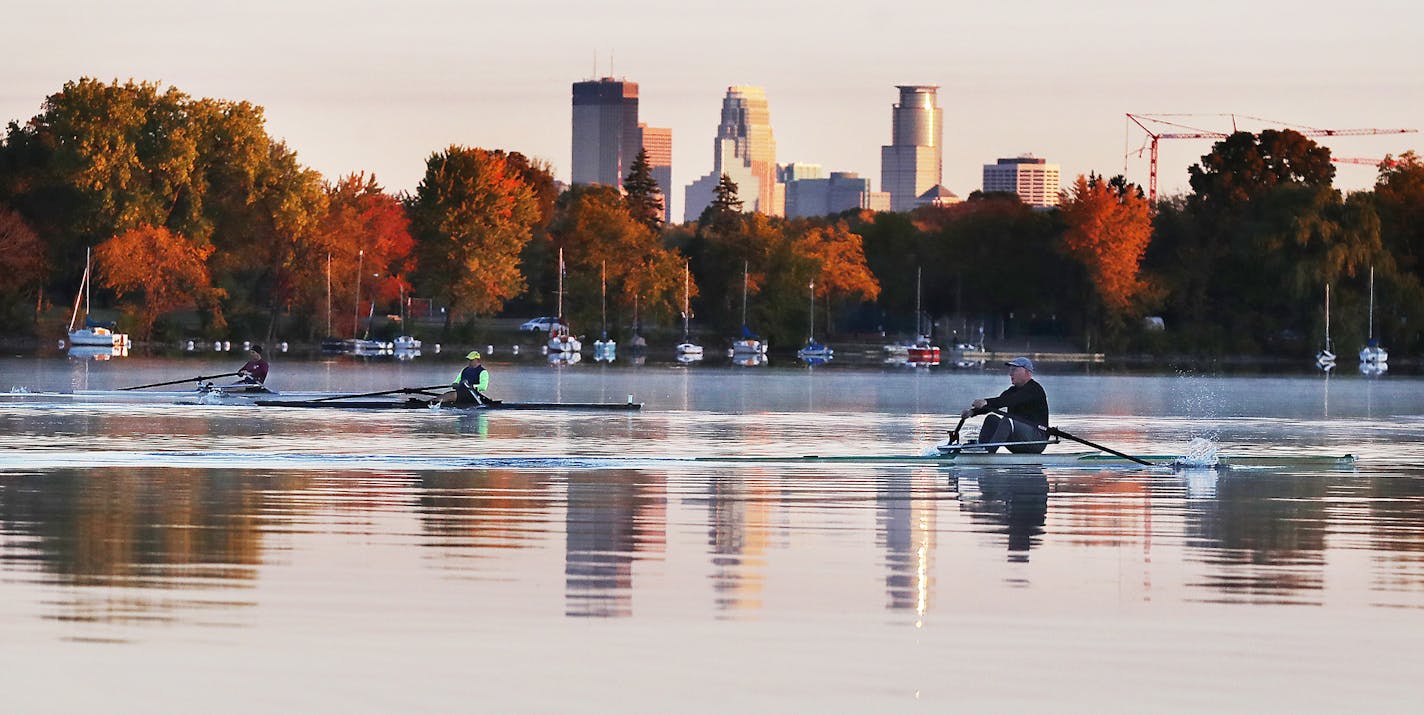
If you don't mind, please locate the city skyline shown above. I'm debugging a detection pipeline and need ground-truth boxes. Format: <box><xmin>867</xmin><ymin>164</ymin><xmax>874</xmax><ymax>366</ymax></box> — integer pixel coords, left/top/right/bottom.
<box><xmin>5</xmin><ymin>1</ymin><xmax>1419</xmax><ymax>212</ymax></box>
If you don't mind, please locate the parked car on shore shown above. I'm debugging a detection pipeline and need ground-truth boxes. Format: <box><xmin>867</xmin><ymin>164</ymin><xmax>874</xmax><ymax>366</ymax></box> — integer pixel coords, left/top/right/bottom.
<box><xmin>519</xmin><ymin>316</ymin><xmax>559</xmax><ymax>332</ymax></box>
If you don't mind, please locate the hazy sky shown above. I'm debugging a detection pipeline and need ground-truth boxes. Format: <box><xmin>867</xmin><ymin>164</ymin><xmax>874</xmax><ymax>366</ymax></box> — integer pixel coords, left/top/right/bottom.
<box><xmin>6</xmin><ymin>0</ymin><xmax>1421</xmax><ymax>219</ymax></box>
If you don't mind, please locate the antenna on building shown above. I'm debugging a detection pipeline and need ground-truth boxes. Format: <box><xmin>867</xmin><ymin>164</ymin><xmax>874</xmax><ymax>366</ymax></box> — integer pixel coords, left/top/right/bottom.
<box><xmin>609</xmin><ymin>51</ymin><xmax>614</xmax><ymax>79</ymax></box>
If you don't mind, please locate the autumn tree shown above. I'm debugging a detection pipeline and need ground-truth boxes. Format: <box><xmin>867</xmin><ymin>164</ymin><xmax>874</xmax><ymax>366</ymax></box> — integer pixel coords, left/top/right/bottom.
<box><xmin>623</xmin><ymin>148</ymin><xmax>665</xmax><ymax>232</ymax></box>
<box><xmin>547</xmin><ymin>185</ymin><xmax>685</xmax><ymax>331</ymax></box>
<box><xmin>297</xmin><ymin>173</ymin><xmax>415</xmax><ymax>338</ymax></box>
<box><xmin>95</xmin><ymin>225</ymin><xmax>225</xmax><ymax>340</ymax></box>
<box><xmin>0</xmin><ymin>207</ymin><xmax>46</xmax><ymax>328</ymax></box>
<box><xmin>1059</xmin><ymin>174</ymin><xmax>1154</xmax><ymax>316</ymax></box>
<box><xmin>792</xmin><ymin>220</ymin><xmax>881</xmax><ymax>337</ymax></box>
<box><xmin>0</xmin><ymin>78</ymin><xmax>317</xmax><ymax>336</ymax></box>
<box><xmin>408</xmin><ymin>146</ymin><xmax>541</xmax><ymax>334</ymax></box>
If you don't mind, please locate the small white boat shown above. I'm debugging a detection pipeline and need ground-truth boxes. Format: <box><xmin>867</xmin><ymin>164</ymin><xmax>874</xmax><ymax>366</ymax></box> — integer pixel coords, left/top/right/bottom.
<box><xmin>676</xmin><ymin>342</ymin><xmax>704</xmax><ymax>359</ymax></box>
<box><xmin>549</xmin><ymin>324</ymin><xmax>582</xmax><ymax>354</ymax></box>
<box><xmin>393</xmin><ymin>335</ymin><xmax>422</xmax><ymax>351</ymax></box>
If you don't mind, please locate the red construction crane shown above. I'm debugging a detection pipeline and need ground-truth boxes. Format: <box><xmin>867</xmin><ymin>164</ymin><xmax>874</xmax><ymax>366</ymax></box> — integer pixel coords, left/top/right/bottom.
<box><xmin>1125</xmin><ymin>113</ymin><xmax>1417</xmax><ymax>202</ymax></box>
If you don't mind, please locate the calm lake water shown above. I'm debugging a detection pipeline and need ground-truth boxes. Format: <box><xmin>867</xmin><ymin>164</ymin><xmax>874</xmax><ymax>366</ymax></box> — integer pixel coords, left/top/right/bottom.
<box><xmin>2</xmin><ymin>355</ymin><xmax>1422</xmax><ymax>711</ymax></box>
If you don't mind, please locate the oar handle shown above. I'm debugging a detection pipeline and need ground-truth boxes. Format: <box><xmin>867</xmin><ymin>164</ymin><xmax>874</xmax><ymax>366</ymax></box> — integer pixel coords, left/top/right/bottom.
<box><xmin>119</xmin><ymin>372</ymin><xmax>239</xmax><ymax>391</ymax></box>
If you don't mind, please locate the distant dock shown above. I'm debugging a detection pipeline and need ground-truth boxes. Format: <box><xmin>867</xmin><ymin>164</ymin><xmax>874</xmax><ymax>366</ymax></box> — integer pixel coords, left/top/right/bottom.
<box><xmin>960</xmin><ymin>349</ymin><xmax>1105</xmax><ymax>364</ymax></box>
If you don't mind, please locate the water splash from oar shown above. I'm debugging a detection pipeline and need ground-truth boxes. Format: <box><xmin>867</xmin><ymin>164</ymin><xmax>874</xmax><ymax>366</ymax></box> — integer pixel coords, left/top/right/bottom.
<box><xmin>1176</xmin><ymin>436</ymin><xmax>1220</xmax><ymax>469</ymax></box>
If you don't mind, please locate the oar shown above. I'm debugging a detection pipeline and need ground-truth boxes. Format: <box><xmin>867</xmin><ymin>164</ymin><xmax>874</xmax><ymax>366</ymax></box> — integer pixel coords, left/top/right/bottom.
<box><xmin>305</xmin><ymin>385</ymin><xmax>449</xmax><ymax>403</ymax></box>
<box><xmin>986</xmin><ymin>409</ymin><xmax>1155</xmax><ymax>467</ymax></box>
<box><xmin>120</xmin><ymin>372</ymin><xmax>239</xmax><ymax>391</ymax></box>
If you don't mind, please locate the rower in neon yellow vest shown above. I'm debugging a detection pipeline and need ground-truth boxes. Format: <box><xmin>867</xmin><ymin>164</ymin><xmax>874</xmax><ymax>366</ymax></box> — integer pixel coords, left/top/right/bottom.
<box><xmin>435</xmin><ymin>351</ymin><xmax>491</xmax><ymax>405</ymax></box>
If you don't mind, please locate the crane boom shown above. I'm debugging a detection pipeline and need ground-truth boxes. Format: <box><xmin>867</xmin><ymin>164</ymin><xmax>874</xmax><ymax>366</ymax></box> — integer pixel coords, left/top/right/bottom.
<box><xmin>1126</xmin><ymin>113</ymin><xmax>1417</xmax><ymax>201</ymax></box>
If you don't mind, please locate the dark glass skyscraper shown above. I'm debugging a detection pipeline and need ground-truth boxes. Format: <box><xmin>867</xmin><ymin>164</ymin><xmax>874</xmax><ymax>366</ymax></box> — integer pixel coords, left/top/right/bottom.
<box><xmin>571</xmin><ymin>78</ymin><xmax>640</xmax><ymax>188</ymax></box>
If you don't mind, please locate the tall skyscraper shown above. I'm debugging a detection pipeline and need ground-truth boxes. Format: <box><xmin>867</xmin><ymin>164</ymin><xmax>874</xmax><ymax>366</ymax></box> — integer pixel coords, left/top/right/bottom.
<box><xmin>685</xmin><ymin>86</ymin><xmax>784</xmax><ymax>222</ymax></box>
<box><xmin>983</xmin><ymin>156</ymin><xmax>1061</xmax><ymax>208</ymax></box>
<box><xmin>880</xmin><ymin>85</ymin><xmax>943</xmax><ymax>213</ymax></box>
<box><xmin>571</xmin><ymin>78</ymin><xmax>640</xmax><ymax>188</ymax></box>
<box><xmin>638</xmin><ymin>123</ymin><xmax>673</xmax><ymax>224</ymax></box>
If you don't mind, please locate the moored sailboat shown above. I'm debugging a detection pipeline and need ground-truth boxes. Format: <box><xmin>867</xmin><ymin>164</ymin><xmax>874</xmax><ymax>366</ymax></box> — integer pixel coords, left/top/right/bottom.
<box><xmin>675</xmin><ymin>260</ymin><xmax>703</xmax><ymax>362</ymax></box>
<box><xmin>730</xmin><ymin>261</ymin><xmax>767</xmax><ymax>357</ymax></box>
<box><xmin>66</xmin><ymin>247</ymin><xmax>130</xmax><ymax>349</ymax></box>
<box><xmin>1316</xmin><ymin>283</ymin><xmax>1336</xmax><ymax>370</ymax></box>
<box><xmin>796</xmin><ymin>280</ymin><xmax>833</xmax><ymax>364</ymax></box>
<box><xmin>593</xmin><ymin>261</ymin><xmax>616</xmax><ymax>362</ymax></box>
<box><xmin>1359</xmin><ymin>266</ymin><xmax>1388</xmax><ymax>368</ymax></box>
<box><xmin>549</xmin><ymin>248</ymin><xmax>582</xmax><ymax>355</ymax></box>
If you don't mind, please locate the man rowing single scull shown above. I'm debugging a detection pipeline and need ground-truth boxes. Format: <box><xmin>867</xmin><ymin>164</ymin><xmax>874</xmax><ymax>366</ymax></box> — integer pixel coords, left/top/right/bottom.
<box><xmin>960</xmin><ymin>356</ymin><xmax>1049</xmax><ymax>454</ymax></box>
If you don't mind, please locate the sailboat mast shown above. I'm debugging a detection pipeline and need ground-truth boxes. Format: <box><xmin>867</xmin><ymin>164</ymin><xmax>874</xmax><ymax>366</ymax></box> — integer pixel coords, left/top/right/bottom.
<box><xmin>742</xmin><ymin>260</ymin><xmax>749</xmax><ymax>327</ymax></box>
<box><xmin>84</xmin><ymin>249</ymin><xmax>91</xmax><ymax>321</ymax></box>
<box><xmin>1315</xmin><ymin>283</ymin><xmax>1327</xmax><ymax>353</ymax></box>
<box><xmin>600</xmin><ymin>261</ymin><xmax>607</xmax><ymax>335</ymax></box>
<box><xmin>683</xmin><ymin>261</ymin><xmax>691</xmax><ymax>338</ymax></box>
<box><xmin>915</xmin><ymin>266</ymin><xmax>922</xmax><ymax>336</ymax></box>
<box><xmin>353</xmin><ymin>249</ymin><xmax>363</xmax><ymax>338</ymax></box>
<box><xmin>557</xmin><ymin>248</ymin><xmax>564</xmax><ymax>320</ymax></box>
<box><xmin>808</xmin><ymin>281</ymin><xmax>815</xmax><ymax>343</ymax></box>
<box><xmin>69</xmin><ymin>248</ymin><xmax>89</xmax><ymax>333</ymax></box>
<box><xmin>1367</xmin><ymin>266</ymin><xmax>1375</xmax><ymax>340</ymax></box>
<box><xmin>326</xmin><ymin>253</ymin><xmax>332</xmax><ymax>337</ymax></box>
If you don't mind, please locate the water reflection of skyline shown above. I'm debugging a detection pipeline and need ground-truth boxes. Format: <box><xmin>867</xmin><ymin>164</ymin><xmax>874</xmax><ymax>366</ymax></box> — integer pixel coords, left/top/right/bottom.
<box><xmin>1</xmin><ymin>461</ymin><xmax>1423</xmax><ymax>637</ymax></box>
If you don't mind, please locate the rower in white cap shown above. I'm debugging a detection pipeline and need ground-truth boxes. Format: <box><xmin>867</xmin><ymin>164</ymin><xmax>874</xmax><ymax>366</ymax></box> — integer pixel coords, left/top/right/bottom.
<box><xmin>959</xmin><ymin>356</ymin><xmax>1050</xmax><ymax>453</ymax></box>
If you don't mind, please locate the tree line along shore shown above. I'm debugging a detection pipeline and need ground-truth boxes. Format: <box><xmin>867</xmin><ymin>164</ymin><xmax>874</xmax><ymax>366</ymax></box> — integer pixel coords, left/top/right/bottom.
<box><xmin>2</xmin><ymin>78</ymin><xmax>1422</xmax><ymax>359</ymax></box>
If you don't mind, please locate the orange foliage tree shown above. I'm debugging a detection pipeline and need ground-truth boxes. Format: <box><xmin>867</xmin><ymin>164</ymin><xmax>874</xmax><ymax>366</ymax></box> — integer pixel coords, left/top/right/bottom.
<box><xmin>1060</xmin><ymin>174</ymin><xmax>1153</xmax><ymax>316</ymax></box>
<box><xmin>792</xmin><ymin>220</ymin><xmax>880</xmax><ymax>337</ymax></box>
<box><xmin>95</xmin><ymin>225</ymin><xmax>225</xmax><ymax>339</ymax></box>
<box><xmin>547</xmin><ymin>185</ymin><xmax>687</xmax><ymax>330</ymax></box>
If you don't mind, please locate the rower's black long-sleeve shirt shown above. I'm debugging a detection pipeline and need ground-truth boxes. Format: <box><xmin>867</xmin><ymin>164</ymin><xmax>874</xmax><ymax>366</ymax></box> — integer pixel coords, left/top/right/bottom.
<box><xmin>972</xmin><ymin>379</ymin><xmax>1049</xmax><ymax>429</ymax></box>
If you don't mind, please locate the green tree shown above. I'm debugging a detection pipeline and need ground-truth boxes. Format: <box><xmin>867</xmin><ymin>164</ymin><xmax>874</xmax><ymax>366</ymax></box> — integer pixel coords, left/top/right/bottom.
<box><xmin>408</xmin><ymin>146</ymin><xmax>541</xmax><ymax>334</ymax></box>
<box><xmin>623</xmin><ymin>148</ymin><xmax>665</xmax><ymax>232</ymax></box>
<box><xmin>699</xmin><ymin>173</ymin><xmax>744</xmax><ymax>229</ymax></box>
<box><xmin>1187</xmin><ymin>129</ymin><xmax>1335</xmax><ymax>208</ymax></box>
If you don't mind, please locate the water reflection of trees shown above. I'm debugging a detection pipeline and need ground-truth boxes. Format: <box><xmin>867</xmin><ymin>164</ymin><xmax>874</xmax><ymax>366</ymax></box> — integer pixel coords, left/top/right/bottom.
<box><xmin>1366</xmin><ymin>477</ymin><xmax>1424</xmax><ymax>605</ymax></box>
<box><xmin>0</xmin><ymin>467</ymin><xmax>270</xmax><ymax>627</ymax></box>
<box><xmin>416</xmin><ymin>470</ymin><xmax>560</xmax><ymax>550</ymax></box>
<box><xmin>1185</xmin><ymin>473</ymin><xmax>1328</xmax><ymax>604</ymax></box>
<box><xmin>564</xmin><ymin>471</ymin><xmax>666</xmax><ymax>618</ymax></box>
